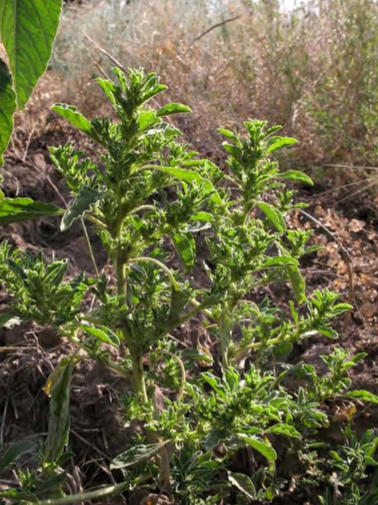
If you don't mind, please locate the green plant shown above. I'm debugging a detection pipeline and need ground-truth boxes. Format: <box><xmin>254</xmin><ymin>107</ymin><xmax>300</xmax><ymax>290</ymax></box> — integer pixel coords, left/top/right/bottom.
<box><xmin>1</xmin><ymin>67</ymin><xmax>377</xmax><ymax>504</ymax></box>
<box><xmin>0</xmin><ymin>0</ymin><xmax>63</xmax><ymax>167</ymax></box>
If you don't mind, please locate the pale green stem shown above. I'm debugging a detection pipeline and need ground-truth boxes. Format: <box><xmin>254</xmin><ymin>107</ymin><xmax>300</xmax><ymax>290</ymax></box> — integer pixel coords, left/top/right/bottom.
<box><xmin>153</xmin><ymin>349</ymin><xmax>186</xmax><ymax>401</ymax></box>
<box><xmin>24</xmin><ymin>481</ymin><xmax>129</xmax><ymax>505</ymax></box>
<box><xmin>127</xmin><ymin>204</ymin><xmax>156</xmax><ymax>215</ymax></box>
<box><xmin>127</xmin><ymin>256</ymin><xmax>178</xmax><ymax>289</ymax></box>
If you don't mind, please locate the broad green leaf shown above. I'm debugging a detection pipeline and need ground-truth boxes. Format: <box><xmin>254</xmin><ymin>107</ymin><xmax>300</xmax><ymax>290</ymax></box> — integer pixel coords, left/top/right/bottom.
<box><xmin>0</xmin><ymin>0</ymin><xmax>63</xmax><ymax>109</ymax></box>
<box><xmin>228</xmin><ymin>472</ymin><xmax>257</xmax><ymax>501</ymax></box>
<box><xmin>61</xmin><ymin>187</ymin><xmax>103</xmax><ymax>231</ymax></box>
<box><xmin>0</xmin><ymin>313</ymin><xmax>21</xmax><ymax>329</ymax></box>
<box><xmin>80</xmin><ymin>325</ymin><xmax>120</xmax><ymax>347</ymax></box>
<box><xmin>0</xmin><ymin>198</ymin><xmax>63</xmax><ymax>225</ymax></box>
<box><xmin>137</xmin><ymin>110</ymin><xmax>157</xmax><ymax>132</ymax></box>
<box><xmin>346</xmin><ymin>390</ymin><xmax>378</xmax><ymax>404</ymax></box>
<box><xmin>277</xmin><ymin>170</ymin><xmax>313</xmax><ymax>186</ymax></box>
<box><xmin>111</xmin><ymin>441</ymin><xmax>170</xmax><ymax>469</ymax></box>
<box><xmin>287</xmin><ymin>265</ymin><xmax>306</xmax><ymax>304</ymax></box>
<box><xmin>0</xmin><ymin>441</ymin><xmax>35</xmax><ymax>473</ymax></box>
<box><xmin>141</xmin><ymin>164</ymin><xmax>222</xmax><ymax>204</ymax></box>
<box><xmin>173</xmin><ymin>232</ymin><xmax>195</xmax><ymax>271</ymax></box>
<box><xmin>238</xmin><ymin>434</ymin><xmax>277</xmax><ymax>461</ymax></box>
<box><xmin>45</xmin><ymin>358</ymin><xmax>74</xmax><ymax>463</ymax></box>
<box><xmin>257</xmin><ymin>202</ymin><xmax>286</xmax><ymax>233</ymax></box>
<box><xmin>265</xmin><ymin>424</ymin><xmax>300</xmax><ymax>438</ymax></box>
<box><xmin>265</xmin><ymin>136</ymin><xmax>298</xmax><ymax>155</ymax></box>
<box><xmin>52</xmin><ymin>104</ymin><xmax>93</xmax><ymax>136</ymax></box>
<box><xmin>0</xmin><ymin>59</ymin><xmax>17</xmax><ymax>167</ymax></box>
<box><xmin>273</xmin><ymin>341</ymin><xmax>293</xmax><ymax>360</ymax></box>
<box><xmin>156</xmin><ymin>103</ymin><xmax>192</xmax><ymax>117</ymax></box>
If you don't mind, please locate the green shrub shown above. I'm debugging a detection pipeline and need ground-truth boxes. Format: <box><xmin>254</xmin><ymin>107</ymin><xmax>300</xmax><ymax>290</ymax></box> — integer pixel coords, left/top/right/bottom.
<box><xmin>0</xmin><ymin>68</ymin><xmax>377</xmax><ymax>505</ymax></box>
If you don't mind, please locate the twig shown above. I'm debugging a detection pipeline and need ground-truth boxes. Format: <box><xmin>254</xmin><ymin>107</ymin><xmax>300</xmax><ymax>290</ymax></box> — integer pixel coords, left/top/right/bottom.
<box><xmin>81</xmin><ymin>218</ymin><xmax>99</xmax><ymax>277</ymax></box>
<box><xmin>84</xmin><ymin>34</ymin><xmax>127</xmax><ymax>74</ymax></box>
<box><xmin>188</xmin><ymin>14</ymin><xmax>242</xmax><ymax>49</ymax></box>
<box><xmin>0</xmin><ymin>400</ymin><xmax>8</xmax><ymax>447</ymax></box>
<box><xmin>71</xmin><ymin>429</ymin><xmax>111</xmax><ymax>462</ymax></box>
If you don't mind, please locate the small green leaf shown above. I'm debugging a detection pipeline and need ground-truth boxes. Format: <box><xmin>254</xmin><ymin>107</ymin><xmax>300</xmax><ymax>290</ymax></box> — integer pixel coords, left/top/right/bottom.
<box><xmin>80</xmin><ymin>325</ymin><xmax>120</xmax><ymax>347</ymax></box>
<box><xmin>173</xmin><ymin>232</ymin><xmax>195</xmax><ymax>271</ymax></box>
<box><xmin>0</xmin><ymin>313</ymin><xmax>21</xmax><ymax>329</ymax></box>
<box><xmin>111</xmin><ymin>441</ymin><xmax>170</xmax><ymax>469</ymax></box>
<box><xmin>0</xmin><ymin>0</ymin><xmax>62</xmax><ymax>109</ymax></box>
<box><xmin>257</xmin><ymin>202</ymin><xmax>286</xmax><ymax>233</ymax></box>
<box><xmin>52</xmin><ymin>104</ymin><xmax>93</xmax><ymax>136</ymax></box>
<box><xmin>218</xmin><ymin>128</ymin><xmax>240</xmax><ymax>144</ymax></box>
<box><xmin>228</xmin><ymin>472</ymin><xmax>257</xmax><ymax>501</ymax></box>
<box><xmin>0</xmin><ymin>441</ymin><xmax>35</xmax><ymax>473</ymax></box>
<box><xmin>277</xmin><ymin>170</ymin><xmax>313</xmax><ymax>186</ymax></box>
<box><xmin>141</xmin><ymin>165</ymin><xmax>222</xmax><ymax>204</ymax></box>
<box><xmin>265</xmin><ymin>424</ymin><xmax>300</xmax><ymax>438</ymax></box>
<box><xmin>137</xmin><ymin>110</ymin><xmax>157</xmax><ymax>132</ymax></box>
<box><xmin>61</xmin><ymin>187</ymin><xmax>103</xmax><ymax>231</ymax></box>
<box><xmin>238</xmin><ymin>434</ymin><xmax>277</xmax><ymax>461</ymax></box>
<box><xmin>0</xmin><ymin>198</ymin><xmax>63</xmax><ymax>225</ymax></box>
<box><xmin>156</xmin><ymin>103</ymin><xmax>192</xmax><ymax>117</ymax></box>
<box><xmin>0</xmin><ymin>59</ymin><xmax>17</xmax><ymax>167</ymax></box>
<box><xmin>346</xmin><ymin>390</ymin><xmax>378</xmax><ymax>404</ymax></box>
<box><xmin>265</xmin><ymin>137</ymin><xmax>298</xmax><ymax>155</ymax></box>
<box><xmin>263</xmin><ymin>256</ymin><xmax>297</xmax><ymax>268</ymax></box>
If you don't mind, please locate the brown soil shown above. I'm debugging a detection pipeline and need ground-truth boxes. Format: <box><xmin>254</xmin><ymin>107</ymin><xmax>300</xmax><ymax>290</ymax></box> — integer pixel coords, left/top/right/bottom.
<box><xmin>1</xmin><ymin>86</ymin><xmax>378</xmax><ymax>504</ymax></box>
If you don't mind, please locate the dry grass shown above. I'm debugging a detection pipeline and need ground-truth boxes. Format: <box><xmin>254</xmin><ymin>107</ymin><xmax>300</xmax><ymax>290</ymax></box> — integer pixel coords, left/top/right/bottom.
<box><xmin>47</xmin><ymin>0</ymin><xmax>378</xmax><ymax>167</ymax></box>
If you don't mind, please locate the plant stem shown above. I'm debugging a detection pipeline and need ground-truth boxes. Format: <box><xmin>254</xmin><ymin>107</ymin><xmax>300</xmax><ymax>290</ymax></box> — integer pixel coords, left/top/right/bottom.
<box><xmin>24</xmin><ymin>481</ymin><xmax>129</xmax><ymax>505</ymax></box>
<box><xmin>116</xmin><ymin>251</ymin><xmax>148</xmax><ymax>404</ymax></box>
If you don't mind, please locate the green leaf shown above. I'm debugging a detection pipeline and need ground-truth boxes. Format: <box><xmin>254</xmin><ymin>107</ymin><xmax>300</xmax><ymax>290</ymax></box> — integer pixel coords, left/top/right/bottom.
<box><xmin>0</xmin><ymin>0</ymin><xmax>62</xmax><ymax>109</ymax></box>
<box><xmin>346</xmin><ymin>390</ymin><xmax>378</xmax><ymax>404</ymax></box>
<box><xmin>265</xmin><ymin>424</ymin><xmax>300</xmax><ymax>438</ymax></box>
<box><xmin>0</xmin><ymin>198</ymin><xmax>63</xmax><ymax>225</ymax></box>
<box><xmin>277</xmin><ymin>170</ymin><xmax>313</xmax><ymax>186</ymax></box>
<box><xmin>263</xmin><ymin>256</ymin><xmax>297</xmax><ymax>268</ymax></box>
<box><xmin>0</xmin><ymin>313</ymin><xmax>21</xmax><ymax>329</ymax></box>
<box><xmin>238</xmin><ymin>434</ymin><xmax>277</xmax><ymax>461</ymax></box>
<box><xmin>265</xmin><ymin>137</ymin><xmax>298</xmax><ymax>155</ymax></box>
<box><xmin>204</xmin><ymin>430</ymin><xmax>229</xmax><ymax>451</ymax></box>
<box><xmin>141</xmin><ymin>164</ymin><xmax>222</xmax><ymax>204</ymax></box>
<box><xmin>287</xmin><ymin>265</ymin><xmax>306</xmax><ymax>304</ymax></box>
<box><xmin>156</xmin><ymin>103</ymin><xmax>192</xmax><ymax>117</ymax></box>
<box><xmin>61</xmin><ymin>187</ymin><xmax>103</xmax><ymax>231</ymax></box>
<box><xmin>228</xmin><ymin>472</ymin><xmax>257</xmax><ymax>501</ymax></box>
<box><xmin>257</xmin><ymin>202</ymin><xmax>286</xmax><ymax>233</ymax></box>
<box><xmin>273</xmin><ymin>341</ymin><xmax>293</xmax><ymax>360</ymax></box>
<box><xmin>218</xmin><ymin>128</ymin><xmax>240</xmax><ymax>144</ymax></box>
<box><xmin>80</xmin><ymin>325</ymin><xmax>120</xmax><ymax>347</ymax></box>
<box><xmin>52</xmin><ymin>104</ymin><xmax>93</xmax><ymax>136</ymax></box>
<box><xmin>0</xmin><ymin>441</ymin><xmax>35</xmax><ymax>474</ymax></box>
<box><xmin>111</xmin><ymin>441</ymin><xmax>170</xmax><ymax>469</ymax></box>
<box><xmin>0</xmin><ymin>59</ymin><xmax>17</xmax><ymax>167</ymax></box>
<box><xmin>45</xmin><ymin>358</ymin><xmax>74</xmax><ymax>463</ymax></box>
<box><xmin>172</xmin><ymin>232</ymin><xmax>195</xmax><ymax>271</ymax></box>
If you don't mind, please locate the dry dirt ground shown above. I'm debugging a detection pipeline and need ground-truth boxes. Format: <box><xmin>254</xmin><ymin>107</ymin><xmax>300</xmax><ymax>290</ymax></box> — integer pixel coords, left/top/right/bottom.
<box><xmin>1</xmin><ymin>99</ymin><xmax>378</xmax><ymax>502</ymax></box>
